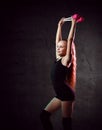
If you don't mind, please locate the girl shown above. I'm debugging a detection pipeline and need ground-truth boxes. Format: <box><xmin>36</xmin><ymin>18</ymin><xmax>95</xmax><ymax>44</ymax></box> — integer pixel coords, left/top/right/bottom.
<box><xmin>40</xmin><ymin>14</ymin><xmax>84</xmax><ymax>130</ymax></box>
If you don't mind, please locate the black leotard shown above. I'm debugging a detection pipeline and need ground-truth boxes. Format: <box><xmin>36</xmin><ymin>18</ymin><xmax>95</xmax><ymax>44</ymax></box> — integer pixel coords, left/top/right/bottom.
<box><xmin>51</xmin><ymin>59</ymin><xmax>75</xmax><ymax>101</ymax></box>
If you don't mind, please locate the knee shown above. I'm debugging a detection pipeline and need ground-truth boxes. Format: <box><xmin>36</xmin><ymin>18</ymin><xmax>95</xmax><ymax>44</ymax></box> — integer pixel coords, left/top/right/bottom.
<box><xmin>40</xmin><ymin>110</ymin><xmax>51</xmax><ymax>121</ymax></box>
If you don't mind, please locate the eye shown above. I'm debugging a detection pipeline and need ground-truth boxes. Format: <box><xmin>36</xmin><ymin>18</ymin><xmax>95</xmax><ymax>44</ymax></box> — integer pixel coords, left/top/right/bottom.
<box><xmin>60</xmin><ymin>46</ymin><xmax>64</xmax><ymax>48</ymax></box>
<box><xmin>56</xmin><ymin>45</ymin><xmax>64</xmax><ymax>48</ymax></box>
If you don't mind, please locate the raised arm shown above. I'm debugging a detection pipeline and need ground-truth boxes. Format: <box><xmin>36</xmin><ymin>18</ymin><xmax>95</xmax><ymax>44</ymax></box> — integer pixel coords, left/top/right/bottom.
<box><xmin>55</xmin><ymin>18</ymin><xmax>65</xmax><ymax>60</ymax></box>
<box><xmin>65</xmin><ymin>14</ymin><xmax>84</xmax><ymax>63</ymax></box>
<box><xmin>55</xmin><ymin>18</ymin><xmax>65</xmax><ymax>44</ymax></box>
<box><xmin>65</xmin><ymin>19</ymin><xmax>76</xmax><ymax>62</ymax></box>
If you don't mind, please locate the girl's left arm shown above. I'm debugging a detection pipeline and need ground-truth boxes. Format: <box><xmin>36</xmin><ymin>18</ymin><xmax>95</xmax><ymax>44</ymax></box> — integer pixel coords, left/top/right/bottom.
<box><xmin>64</xmin><ymin>20</ymin><xmax>76</xmax><ymax>64</ymax></box>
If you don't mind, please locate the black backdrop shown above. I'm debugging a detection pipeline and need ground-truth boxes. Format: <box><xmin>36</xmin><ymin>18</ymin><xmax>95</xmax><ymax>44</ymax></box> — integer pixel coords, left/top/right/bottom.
<box><xmin>1</xmin><ymin>0</ymin><xmax>102</xmax><ymax>130</ymax></box>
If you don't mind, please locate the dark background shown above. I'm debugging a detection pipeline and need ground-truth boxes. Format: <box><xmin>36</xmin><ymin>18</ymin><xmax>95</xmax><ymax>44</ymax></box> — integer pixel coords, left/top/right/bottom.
<box><xmin>0</xmin><ymin>0</ymin><xmax>102</xmax><ymax>130</ymax></box>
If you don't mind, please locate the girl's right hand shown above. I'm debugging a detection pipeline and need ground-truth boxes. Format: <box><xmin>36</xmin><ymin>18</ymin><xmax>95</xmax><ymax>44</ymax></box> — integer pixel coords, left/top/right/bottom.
<box><xmin>58</xmin><ymin>17</ymin><xmax>65</xmax><ymax>27</ymax></box>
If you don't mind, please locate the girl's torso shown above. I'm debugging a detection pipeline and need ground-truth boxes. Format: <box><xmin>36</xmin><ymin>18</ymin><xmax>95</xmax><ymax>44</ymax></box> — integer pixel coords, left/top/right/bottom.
<box><xmin>51</xmin><ymin>58</ymin><xmax>71</xmax><ymax>86</ymax></box>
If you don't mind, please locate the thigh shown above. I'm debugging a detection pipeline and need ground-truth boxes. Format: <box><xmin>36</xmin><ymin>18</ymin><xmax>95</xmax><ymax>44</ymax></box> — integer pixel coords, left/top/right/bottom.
<box><xmin>44</xmin><ymin>97</ymin><xmax>61</xmax><ymax>114</ymax></box>
<box><xmin>61</xmin><ymin>101</ymin><xmax>74</xmax><ymax>117</ymax></box>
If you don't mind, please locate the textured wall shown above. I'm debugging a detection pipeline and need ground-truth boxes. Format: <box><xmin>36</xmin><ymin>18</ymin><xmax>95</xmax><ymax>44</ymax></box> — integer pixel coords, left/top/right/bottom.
<box><xmin>1</xmin><ymin>0</ymin><xmax>102</xmax><ymax>130</ymax></box>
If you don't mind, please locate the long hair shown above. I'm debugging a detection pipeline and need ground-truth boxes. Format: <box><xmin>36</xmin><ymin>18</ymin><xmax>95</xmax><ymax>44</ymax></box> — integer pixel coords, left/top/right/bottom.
<box><xmin>66</xmin><ymin>42</ymin><xmax>77</xmax><ymax>90</ymax></box>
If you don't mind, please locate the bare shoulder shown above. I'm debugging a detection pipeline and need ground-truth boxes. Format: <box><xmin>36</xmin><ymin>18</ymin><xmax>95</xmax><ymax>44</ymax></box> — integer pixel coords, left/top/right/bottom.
<box><xmin>61</xmin><ymin>56</ymin><xmax>71</xmax><ymax>67</ymax></box>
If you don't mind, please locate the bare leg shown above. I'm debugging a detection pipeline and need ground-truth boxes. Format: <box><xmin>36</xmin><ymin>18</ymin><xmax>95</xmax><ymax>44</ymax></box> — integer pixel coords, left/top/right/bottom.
<box><xmin>61</xmin><ymin>101</ymin><xmax>73</xmax><ymax>117</ymax></box>
<box><xmin>61</xmin><ymin>101</ymin><xmax>74</xmax><ymax>130</ymax></box>
<box><xmin>44</xmin><ymin>97</ymin><xmax>61</xmax><ymax>114</ymax></box>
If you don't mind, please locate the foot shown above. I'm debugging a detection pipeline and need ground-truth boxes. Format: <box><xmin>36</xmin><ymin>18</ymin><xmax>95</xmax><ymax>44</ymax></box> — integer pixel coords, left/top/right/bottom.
<box><xmin>72</xmin><ymin>14</ymin><xmax>84</xmax><ymax>23</ymax></box>
<box><xmin>72</xmin><ymin>14</ymin><xmax>80</xmax><ymax>21</ymax></box>
<box><xmin>76</xmin><ymin>17</ymin><xmax>84</xmax><ymax>23</ymax></box>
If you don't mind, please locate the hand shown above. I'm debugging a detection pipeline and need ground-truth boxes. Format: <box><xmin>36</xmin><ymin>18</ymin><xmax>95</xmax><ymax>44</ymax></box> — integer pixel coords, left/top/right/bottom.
<box><xmin>58</xmin><ymin>17</ymin><xmax>65</xmax><ymax>27</ymax></box>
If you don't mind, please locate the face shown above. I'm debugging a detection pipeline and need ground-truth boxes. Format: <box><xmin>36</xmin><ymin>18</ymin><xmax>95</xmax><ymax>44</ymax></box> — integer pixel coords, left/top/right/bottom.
<box><xmin>56</xmin><ymin>40</ymin><xmax>67</xmax><ymax>57</ymax></box>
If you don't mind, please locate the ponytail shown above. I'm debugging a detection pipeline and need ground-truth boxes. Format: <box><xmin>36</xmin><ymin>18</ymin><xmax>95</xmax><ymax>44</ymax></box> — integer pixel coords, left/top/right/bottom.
<box><xmin>66</xmin><ymin>42</ymin><xmax>77</xmax><ymax>90</ymax></box>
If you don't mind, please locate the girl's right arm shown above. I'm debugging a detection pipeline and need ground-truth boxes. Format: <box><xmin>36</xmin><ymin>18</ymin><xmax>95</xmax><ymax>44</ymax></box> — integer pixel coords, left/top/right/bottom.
<box><xmin>55</xmin><ymin>18</ymin><xmax>65</xmax><ymax>44</ymax></box>
<box><xmin>55</xmin><ymin>18</ymin><xmax>65</xmax><ymax>59</ymax></box>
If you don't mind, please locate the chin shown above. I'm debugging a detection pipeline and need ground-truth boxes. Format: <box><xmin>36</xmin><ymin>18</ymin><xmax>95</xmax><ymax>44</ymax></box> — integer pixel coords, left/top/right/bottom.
<box><xmin>59</xmin><ymin>54</ymin><xmax>64</xmax><ymax>57</ymax></box>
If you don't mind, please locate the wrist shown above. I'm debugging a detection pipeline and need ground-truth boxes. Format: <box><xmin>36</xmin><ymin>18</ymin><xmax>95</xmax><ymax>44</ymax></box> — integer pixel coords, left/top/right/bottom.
<box><xmin>58</xmin><ymin>23</ymin><xmax>62</xmax><ymax>27</ymax></box>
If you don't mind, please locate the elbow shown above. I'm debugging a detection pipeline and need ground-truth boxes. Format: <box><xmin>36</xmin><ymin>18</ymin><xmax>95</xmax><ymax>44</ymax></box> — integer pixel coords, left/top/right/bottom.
<box><xmin>56</xmin><ymin>39</ymin><xmax>59</xmax><ymax>44</ymax></box>
<box><xmin>67</xmin><ymin>38</ymin><xmax>73</xmax><ymax>43</ymax></box>
<box><xmin>67</xmin><ymin>54</ymin><xmax>72</xmax><ymax>63</ymax></box>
